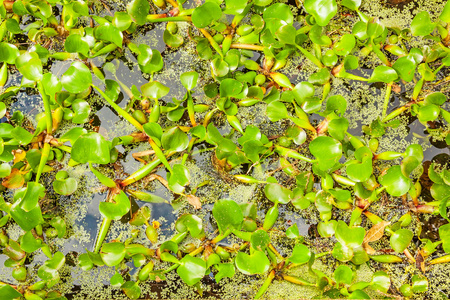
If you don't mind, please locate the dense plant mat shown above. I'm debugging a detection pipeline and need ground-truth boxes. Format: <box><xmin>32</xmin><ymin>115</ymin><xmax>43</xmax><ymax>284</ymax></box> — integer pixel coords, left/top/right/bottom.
<box><xmin>0</xmin><ymin>0</ymin><xmax>449</xmax><ymax>299</ymax></box>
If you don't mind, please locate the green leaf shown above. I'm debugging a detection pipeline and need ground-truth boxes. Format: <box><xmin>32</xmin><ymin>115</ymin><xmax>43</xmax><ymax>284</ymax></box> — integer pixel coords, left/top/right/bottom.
<box><xmin>235</xmin><ymin>250</ymin><xmax>270</xmax><ymax>275</ymax></box>
<box><xmin>42</xmin><ymin>73</ymin><xmax>62</xmax><ymax>97</ymax></box>
<box><xmin>177</xmin><ymin>255</ymin><xmax>206</xmax><ymax>286</ymax></box>
<box><xmin>176</xmin><ymin>214</ymin><xmax>203</xmax><ymax>238</ymax></box>
<box><xmin>390</xmin><ymin>229</ymin><xmax>413</xmax><ymax>253</ymax></box>
<box><xmin>0</xmin><ymin>43</ymin><xmax>20</xmax><ymax>64</ymax></box>
<box><xmin>334</xmin><ymin>265</ymin><xmax>353</xmax><ymax>285</ymax></box>
<box><xmin>263</xmin><ymin>3</ymin><xmax>293</xmax><ymax>25</ymax></box>
<box><xmin>163</xmin><ymin>30</ymin><xmax>184</xmax><ymax>48</ymax></box>
<box><xmin>335</xmin><ymin>220</ymin><xmax>365</xmax><ymax>248</ymax></box>
<box><xmin>161</xmin><ymin>127</ymin><xmax>189</xmax><ymax>152</ymax></box>
<box><xmin>11</xmin><ymin>127</ymin><xmax>33</xmax><ymax>145</ymax></box>
<box><xmin>264</xmin><ymin>183</ymin><xmax>293</xmax><ymax>204</ymax></box>
<box><xmin>379</xmin><ymin>165</ymin><xmax>411</xmax><ymax>197</ymax></box>
<box><xmin>121</xmin><ymin>281</ymin><xmax>141</xmax><ymax>299</ymax></box>
<box><xmin>392</xmin><ymin>55</ymin><xmax>416</xmax><ymax>82</ymax></box>
<box><xmin>100</xmin><ymin>242</ymin><xmax>126</xmax><ymax>266</ymax></box>
<box><xmin>266</xmin><ymin>101</ymin><xmax>288</xmax><ymax>121</ymax></box>
<box><xmin>224</xmin><ymin>0</ymin><xmax>248</xmax><ymax>15</ymax></box>
<box><xmin>99</xmin><ymin>191</ymin><xmax>131</xmax><ymax>220</ymax></box>
<box><xmin>287</xmin><ymin>244</ymin><xmax>311</xmax><ymax>264</ymax></box>
<box><xmin>15</xmin><ymin>52</ymin><xmax>43</xmax><ymax>82</ymax></box>
<box><xmin>72</xmin><ymin>99</ymin><xmax>91</xmax><ymax>123</ymax></box>
<box><xmin>411</xmin><ymin>11</ymin><xmax>435</xmax><ymax>36</ymax></box>
<box><xmin>95</xmin><ymin>23</ymin><xmax>123</xmax><ymax>48</ymax></box>
<box><xmin>369</xmin><ymin>66</ymin><xmax>398</xmax><ymax>83</ymax></box>
<box><xmin>20</xmin><ymin>231</ymin><xmax>42</xmax><ymax>253</ymax></box>
<box><xmin>370</xmin><ymin>271</ymin><xmax>391</xmax><ymax>293</ymax></box>
<box><xmin>215</xmin><ymin>263</ymin><xmax>235</xmax><ymax>283</ymax></box>
<box><xmin>0</xmin><ymin>284</ymin><xmax>22</xmax><ymax>299</ymax></box>
<box><xmin>411</xmin><ymin>275</ymin><xmax>428</xmax><ymax>293</ymax></box>
<box><xmin>309</xmin><ymin>136</ymin><xmax>342</xmax><ymax>171</ymax></box>
<box><xmin>309</xmin><ymin>25</ymin><xmax>332</xmax><ymax>46</ymax></box>
<box><xmin>113</xmin><ymin>12</ymin><xmax>132</xmax><ymax>31</ymax></box>
<box><xmin>251</xmin><ymin>229</ymin><xmax>270</xmax><ymax>251</ymax></box>
<box><xmin>212</xmin><ymin>199</ymin><xmax>244</xmax><ymax>235</ymax></box>
<box><xmin>71</xmin><ymin>132</ymin><xmax>110</xmax><ymax>164</ymax></box>
<box><xmin>439</xmin><ymin>223</ymin><xmax>450</xmax><ymax>253</ymax></box>
<box><xmin>304</xmin><ymin>0</ymin><xmax>337</xmax><ymax>26</ymax></box>
<box><xmin>65</xmin><ymin>34</ymin><xmax>90</xmax><ymax>56</ymax></box>
<box><xmin>220</xmin><ymin>78</ymin><xmax>244</xmax><ymax>97</ymax></box>
<box><xmin>191</xmin><ymin>2</ymin><xmax>222</xmax><ymax>28</ymax></box>
<box><xmin>275</xmin><ymin>24</ymin><xmax>297</xmax><ymax>45</ymax></box>
<box><xmin>341</xmin><ymin>0</ymin><xmax>361</xmax><ymax>10</ymax></box>
<box><xmin>61</xmin><ymin>61</ymin><xmax>92</xmax><ymax>94</ymax></box>
<box><xmin>440</xmin><ymin>0</ymin><xmax>450</xmax><ymax>22</ymax></box>
<box><xmin>418</xmin><ymin>104</ymin><xmax>440</xmax><ymax>122</ymax></box>
<box><xmin>333</xmin><ymin>34</ymin><xmax>355</xmax><ymax>56</ymax></box>
<box><xmin>127</xmin><ymin>0</ymin><xmax>149</xmax><ymax>25</ymax></box>
<box><xmin>180</xmin><ymin>71</ymin><xmax>199</xmax><ymax>91</ymax></box>
<box><xmin>53</xmin><ymin>171</ymin><xmax>77</xmax><ymax>195</ymax></box>
<box><xmin>141</xmin><ymin>81</ymin><xmax>170</xmax><ymax>99</ymax></box>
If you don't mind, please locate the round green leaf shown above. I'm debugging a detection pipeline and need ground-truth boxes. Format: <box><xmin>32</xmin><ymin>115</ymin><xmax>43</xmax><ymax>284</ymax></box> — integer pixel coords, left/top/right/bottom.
<box><xmin>264</xmin><ymin>183</ymin><xmax>293</xmax><ymax>204</ymax></box>
<box><xmin>390</xmin><ymin>229</ymin><xmax>413</xmax><ymax>253</ymax></box>
<box><xmin>379</xmin><ymin>165</ymin><xmax>411</xmax><ymax>197</ymax></box>
<box><xmin>309</xmin><ymin>136</ymin><xmax>342</xmax><ymax>171</ymax></box>
<box><xmin>411</xmin><ymin>11</ymin><xmax>435</xmax><ymax>36</ymax></box>
<box><xmin>113</xmin><ymin>12</ymin><xmax>132</xmax><ymax>31</ymax></box>
<box><xmin>177</xmin><ymin>255</ymin><xmax>206</xmax><ymax>286</ymax></box>
<box><xmin>392</xmin><ymin>55</ymin><xmax>416</xmax><ymax>82</ymax></box>
<box><xmin>61</xmin><ymin>61</ymin><xmax>92</xmax><ymax>94</ymax></box>
<box><xmin>335</xmin><ymin>220</ymin><xmax>365</xmax><ymax>248</ymax></box>
<box><xmin>99</xmin><ymin>191</ymin><xmax>131</xmax><ymax>220</ymax></box>
<box><xmin>235</xmin><ymin>250</ymin><xmax>270</xmax><ymax>275</ymax></box>
<box><xmin>212</xmin><ymin>199</ymin><xmax>244</xmax><ymax>235</ymax></box>
<box><xmin>65</xmin><ymin>34</ymin><xmax>90</xmax><ymax>56</ymax></box>
<box><xmin>263</xmin><ymin>3</ymin><xmax>293</xmax><ymax>25</ymax></box>
<box><xmin>251</xmin><ymin>230</ymin><xmax>270</xmax><ymax>251</ymax></box>
<box><xmin>100</xmin><ymin>242</ymin><xmax>126</xmax><ymax>267</ymax></box>
<box><xmin>191</xmin><ymin>2</ymin><xmax>222</xmax><ymax>28</ymax></box>
<box><xmin>220</xmin><ymin>78</ymin><xmax>244</xmax><ymax>97</ymax></box>
<box><xmin>161</xmin><ymin>127</ymin><xmax>189</xmax><ymax>152</ymax></box>
<box><xmin>368</xmin><ymin>66</ymin><xmax>398</xmax><ymax>83</ymax></box>
<box><xmin>304</xmin><ymin>0</ymin><xmax>337</xmax><ymax>26</ymax></box>
<box><xmin>71</xmin><ymin>132</ymin><xmax>110</xmax><ymax>164</ymax></box>
<box><xmin>94</xmin><ymin>23</ymin><xmax>123</xmax><ymax>48</ymax></box>
<box><xmin>141</xmin><ymin>81</ymin><xmax>170</xmax><ymax>99</ymax></box>
<box><xmin>137</xmin><ymin>45</ymin><xmax>164</xmax><ymax>74</ymax></box>
<box><xmin>334</xmin><ymin>265</ymin><xmax>353</xmax><ymax>285</ymax></box>
<box><xmin>180</xmin><ymin>71</ymin><xmax>199</xmax><ymax>91</ymax></box>
<box><xmin>333</xmin><ymin>34</ymin><xmax>356</xmax><ymax>56</ymax></box>
<box><xmin>287</xmin><ymin>244</ymin><xmax>311</xmax><ymax>264</ymax></box>
<box><xmin>0</xmin><ymin>43</ymin><xmax>20</xmax><ymax>64</ymax></box>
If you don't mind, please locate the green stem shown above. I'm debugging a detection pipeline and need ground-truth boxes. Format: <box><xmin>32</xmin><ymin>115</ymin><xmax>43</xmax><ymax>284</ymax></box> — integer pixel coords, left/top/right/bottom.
<box><xmin>148</xmin><ymin>138</ymin><xmax>172</xmax><ymax>173</ymax></box>
<box><xmin>146</xmin><ymin>15</ymin><xmax>191</xmax><ymax>23</ymax></box>
<box><xmin>294</xmin><ymin>44</ymin><xmax>323</xmax><ymax>68</ymax></box>
<box><xmin>254</xmin><ymin>270</ymin><xmax>276</xmax><ymax>299</ymax></box>
<box><xmin>230</xmin><ymin>43</ymin><xmax>265</xmax><ymax>51</ymax></box>
<box><xmin>282</xmin><ymin>274</ymin><xmax>314</xmax><ymax>286</ymax></box>
<box><xmin>187</xmin><ymin>93</ymin><xmax>196</xmax><ymax>126</ymax></box>
<box><xmin>37</xmin><ymin>81</ymin><xmax>53</xmax><ymax>133</ymax></box>
<box><xmin>199</xmin><ymin>28</ymin><xmax>223</xmax><ymax>57</ymax></box>
<box><xmin>211</xmin><ymin>229</ymin><xmax>232</xmax><ymax>244</ymax></box>
<box><xmin>91</xmin><ymin>84</ymin><xmax>143</xmax><ymax>132</ymax></box>
<box><xmin>121</xmin><ymin>159</ymin><xmax>161</xmax><ymax>187</ymax></box>
<box><xmin>274</xmin><ymin>145</ymin><xmax>314</xmax><ymax>163</ymax></box>
<box><xmin>231</xmin><ymin>3</ymin><xmax>253</xmax><ymax>27</ymax></box>
<box><xmin>94</xmin><ymin>218</ymin><xmax>112</xmax><ymax>253</ymax></box>
<box><xmin>57</xmin><ymin>145</ymin><xmax>72</xmax><ymax>153</ymax></box>
<box><xmin>382</xmin><ymin>82</ymin><xmax>393</xmax><ymax>120</ymax></box>
<box><xmin>35</xmin><ymin>143</ymin><xmax>50</xmax><ymax>183</ymax></box>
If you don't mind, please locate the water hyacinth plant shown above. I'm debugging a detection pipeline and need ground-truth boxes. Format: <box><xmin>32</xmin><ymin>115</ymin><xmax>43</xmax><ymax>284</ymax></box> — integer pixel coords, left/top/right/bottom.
<box><xmin>0</xmin><ymin>0</ymin><xmax>449</xmax><ymax>299</ymax></box>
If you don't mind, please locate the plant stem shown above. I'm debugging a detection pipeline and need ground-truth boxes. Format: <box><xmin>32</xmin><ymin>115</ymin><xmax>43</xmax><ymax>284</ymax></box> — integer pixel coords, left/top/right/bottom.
<box><xmin>274</xmin><ymin>145</ymin><xmax>314</xmax><ymax>163</ymax></box>
<box><xmin>229</xmin><ymin>43</ymin><xmax>265</xmax><ymax>51</ymax></box>
<box><xmin>187</xmin><ymin>93</ymin><xmax>196</xmax><ymax>126</ymax></box>
<box><xmin>282</xmin><ymin>274</ymin><xmax>314</xmax><ymax>286</ymax></box>
<box><xmin>146</xmin><ymin>15</ymin><xmax>191</xmax><ymax>23</ymax></box>
<box><xmin>430</xmin><ymin>254</ymin><xmax>450</xmax><ymax>265</ymax></box>
<box><xmin>91</xmin><ymin>84</ymin><xmax>143</xmax><ymax>132</ymax></box>
<box><xmin>199</xmin><ymin>28</ymin><xmax>223</xmax><ymax>57</ymax></box>
<box><xmin>37</xmin><ymin>81</ymin><xmax>53</xmax><ymax>133</ymax></box>
<box><xmin>211</xmin><ymin>229</ymin><xmax>232</xmax><ymax>244</ymax></box>
<box><xmin>35</xmin><ymin>143</ymin><xmax>50</xmax><ymax>183</ymax></box>
<box><xmin>121</xmin><ymin>159</ymin><xmax>161</xmax><ymax>187</ymax></box>
<box><xmin>255</xmin><ymin>270</ymin><xmax>276</xmax><ymax>299</ymax></box>
<box><xmin>268</xmin><ymin>243</ymin><xmax>284</xmax><ymax>261</ymax></box>
<box><xmin>148</xmin><ymin>138</ymin><xmax>172</xmax><ymax>173</ymax></box>
<box><xmin>294</xmin><ymin>44</ymin><xmax>323</xmax><ymax>68</ymax></box>
<box><xmin>382</xmin><ymin>82</ymin><xmax>393</xmax><ymax>120</ymax></box>
<box><xmin>94</xmin><ymin>218</ymin><xmax>112</xmax><ymax>253</ymax></box>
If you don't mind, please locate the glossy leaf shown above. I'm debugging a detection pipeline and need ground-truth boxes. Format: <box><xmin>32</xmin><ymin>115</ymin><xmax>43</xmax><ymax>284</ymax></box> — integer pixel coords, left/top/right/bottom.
<box><xmin>61</xmin><ymin>61</ymin><xmax>92</xmax><ymax>94</ymax></box>
<box><xmin>304</xmin><ymin>0</ymin><xmax>337</xmax><ymax>26</ymax></box>
<box><xmin>212</xmin><ymin>199</ymin><xmax>243</xmax><ymax>234</ymax></box>
<box><xmin>235</xmin><ymin>250</ymin><xmax>270</xmax><ymax>275</ymax></box>
<box><xmin>191</xmin><ymin>2</ymin><xmax>222</xmax><ymax>28</ymax></box>
<box><xmin>71</xmin><ymin>132</ymin><xmax>110</xmax><ymax>164</ymax></box>
<box><xmin>177</xmin><ymin>255</ymin><xmax>206</xmax><ymax>286</ymax></box>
